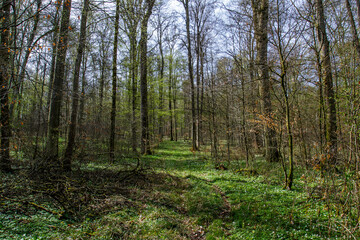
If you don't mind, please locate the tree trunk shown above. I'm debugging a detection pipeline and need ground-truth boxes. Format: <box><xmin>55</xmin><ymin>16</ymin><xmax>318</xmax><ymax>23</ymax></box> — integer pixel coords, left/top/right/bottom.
<box><xmin>182</xmin><ymin>0</ymin><xmax>198</xmax><ymax>151</ymax></box>
<box><xmin>356</xmin><ymin>0</ymin><xmax>360</xmax><ymax>27</ymax></box>
<box><xmin>78</xmin><ymin>56</ymin><xmax>87</xmax><ymax>159</ymax></box>
<box><xmin>63</xmin><ymin>0</ymin><xmax>90</xmax><ymax>171</ymax></box>
<box><xmin>173</xmin><ymin>75</ymin><xmax>178</xmax><ymax>141</ymax></box>
<box><xmin>0</xmin><ymin>0</ymin><xmax>12</xmax><ymax>172</ymax></box>
<box><xmin>157</xmin><ymin>14</ymin><xmax>165</xmax><ymax>141</ymax></box>
<box><xmin>47</xmin><ymin>0</ymin><xmax>63</xmax><ymax>124</ymax></box>
<box><xmin>316</xmin><ymin>0</ymin><xmax>337</xmax><ymax>164</ymax></box>
<box><xmin>131</xmin><ymin>35</ymin><xmax>138</xmax><ymax>153</ymax></box>
<box><xmin>46</xmin><ymin>0</ymin><xmax>72</xmax><ymax>167</ymax></box>
<box><xmin>346</xmin><ymin>0</ymin><xmax>360</xmax><ymax>59</ymax></box>
<box><xmin>109</xmin><ymin>0</ymin><xmax>120</xmax><ymax>162</ymax></box>
<box><xmin>251</xmin><ymin>0</ymin><xmax>279</xmax><ymax>162</ymax></box>
<box><xmin>140</xmin><ymin>0</ymin><xmax>155</xmax><ymax>155</ymax></box>
<box><xmin>281</xmin><ymin>72</ymin><xmax>293</xmax><ymax>190</ymax></box>
<box><xmin>169</xmin><ymin>52</ymin><xmax>174</xmax><ymax>141</ymax></box>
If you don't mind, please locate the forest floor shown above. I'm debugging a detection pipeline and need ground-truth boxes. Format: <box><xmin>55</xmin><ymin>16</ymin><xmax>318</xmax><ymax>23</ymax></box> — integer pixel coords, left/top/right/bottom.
<box><xmin>0</xmin><ymin>140</ymin><xmax>347</xmax><ymax>239</ymax></box>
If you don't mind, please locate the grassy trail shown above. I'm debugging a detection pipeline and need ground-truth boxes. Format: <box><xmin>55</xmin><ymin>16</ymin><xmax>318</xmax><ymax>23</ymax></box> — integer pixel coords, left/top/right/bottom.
<box><xmin>1</xmin><ymin>140</ymin><xmax>339</xmax><ymax>239</ymax></box>
<box><xmin>139</xmin><ymin>140</ymin><xmax>331</xmax><ymax>239</ymax></box>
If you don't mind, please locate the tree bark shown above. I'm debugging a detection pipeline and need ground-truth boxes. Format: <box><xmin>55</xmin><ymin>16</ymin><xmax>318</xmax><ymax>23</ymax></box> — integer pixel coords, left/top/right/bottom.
<box><xmin>47</xmin><ymin>0</ymin><xmax>63</xmax><ymax>124</ymax></box>
<box><xmin>251</xmin><ymin>0</ymin><xmax>279</xmax><ymax>162</ymax></box>
<box><xmin>0</xmin><ymin>0</ymin><xmax>12</xmax><ymax>172</ymax></box>
<box><xmin>63</xmin><ymin>0</ymin><xmax>90</xmax><ymax>171</ymax></box>
<box><xmin>46</xmin><ymin>0</ymin><xmax>72</xmax><ymax>167</ymax></box>
<box><xmin>140</xmin><ymin>0</ymin><xmax>155</xmax><ymax>155</ymax></box>
<box><xmin>316</xmin><ymin>0</ymin><xmax>337</xmax><ymax>164</ymax></box>
<box><xmin>130</xmin><ymin>35</ymin><xmax>138</xmax><ymax>153</ymax></box>
<box><xmin>157</xmin><ymin>13</ymin><xmax>165</xmax><ymax>141</ymax></box>
<box><xmin>181</xmin><ymin>0</ymin><xmax>198</xmax><ymax>151</ymax></box>
<box><xmin>109</xmin><ymin>0</ymin><xmax>120</xmax><ymax>162</ymax></box>
<box><xmin>356</xmin><ymin>0</ymin><xmax>360</xmax><ymax>27</ymax></box>
<box><xmin>169</xmin><ymin>51</ymin><xmax>174</xmax><ymax>141</ymax></box>
<box><xmin>346</xmin><ymin>0</ymin><xmax>360</xmax><ymax>59</ymax></box>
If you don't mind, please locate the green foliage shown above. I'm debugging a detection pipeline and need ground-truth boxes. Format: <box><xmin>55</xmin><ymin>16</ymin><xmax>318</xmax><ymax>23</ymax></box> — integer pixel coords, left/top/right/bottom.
<box><xmin>1</xmin><ymin>141</ymin><xmax>353</xmax><ymax>239</ymax></box>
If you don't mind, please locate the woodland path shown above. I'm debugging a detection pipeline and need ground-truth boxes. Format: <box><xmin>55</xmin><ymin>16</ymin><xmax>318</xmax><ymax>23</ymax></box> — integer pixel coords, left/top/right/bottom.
<box><xmin>1</xmin><ymin>140</ymin><xmax>335</xmax><ymax>239</ymax></box>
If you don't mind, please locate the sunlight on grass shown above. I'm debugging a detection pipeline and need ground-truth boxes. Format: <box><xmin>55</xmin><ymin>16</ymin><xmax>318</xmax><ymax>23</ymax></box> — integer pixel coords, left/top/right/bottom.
<box><xmin>2</xmin><ymin>140</ymin><xmax>346</xmax><ymax>239</ymax></box>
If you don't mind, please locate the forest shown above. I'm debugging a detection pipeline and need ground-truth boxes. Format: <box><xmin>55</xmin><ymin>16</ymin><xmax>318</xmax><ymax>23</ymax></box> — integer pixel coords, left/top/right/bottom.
<box><xmin>1</xmin><ymin>0</ymin><xmax>360</xmax><ymax>238</ymax></box>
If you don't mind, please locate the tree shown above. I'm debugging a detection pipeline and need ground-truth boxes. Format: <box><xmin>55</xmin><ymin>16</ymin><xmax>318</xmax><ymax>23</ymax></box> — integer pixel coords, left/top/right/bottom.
<box><xmin>269</xmin><ymin>0</ymin><xmax>303</xmax><ymax>189</ymax></box>
<box><xmin>46</xmin><ymin>0</ymin><xmax>72</xmax><ymax>168</ymax></box>
<box><xmin>315</xmin><ymin>0</ymin><xmax>337</xmax><ymax>165</ymax></box>
<box><xmin>251</xmin><ymin>0</ymin><xmax>280</xmax><ymax>162</ymax></box>
<box><xmin>109</xmin><ymin>0</ymin><xmax>121</xmax><ymax>162</ymax></box>
<box><xmin>119</xmin><ymin>0</ymin><xmax>142</xmax><ymax>153</ymax></box>
<box><xmin>180</xmin><ymin>0</ymin><xmax>198</xmax><ymax>151</ymax></box>
<box><xmin>140</xmin><ymin>0</ymin><xmax>156</xmax><ymax>155</ymax></box>
<box><xmin>63</xmin><ymin>0</ymin><xmax>90</xmax><ymax>171</ymax></box>
<box><xmin>345</xmin><ymin>0</ymin><xmax>360</xmax><ymax>59</ymax></box>
<box><xmin>0</xmin><ymin>0</ymin><xmax>12</xmax><ymax>172</ymax></box>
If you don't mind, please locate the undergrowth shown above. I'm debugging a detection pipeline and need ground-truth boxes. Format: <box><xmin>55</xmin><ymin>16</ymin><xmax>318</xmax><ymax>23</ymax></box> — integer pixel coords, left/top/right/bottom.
<box><xmin>0</xmin><ymin>140</ymin><xmax>356</xmax><ymax>239</ymax></box>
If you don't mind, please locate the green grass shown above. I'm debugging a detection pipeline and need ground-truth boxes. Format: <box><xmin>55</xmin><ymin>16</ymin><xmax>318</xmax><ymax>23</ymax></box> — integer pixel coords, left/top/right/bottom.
<box><xmin>1</xmin><ymin>140</ymin><xmax>352</xmax><ymax>239</ymax></box>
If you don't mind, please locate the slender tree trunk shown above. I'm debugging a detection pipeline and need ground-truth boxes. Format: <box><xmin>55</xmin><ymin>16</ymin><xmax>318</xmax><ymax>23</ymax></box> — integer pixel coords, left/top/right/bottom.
<box><xmin>47</xmin><ymin>0</ymin><xmax>63</xmax><ymax>123</ymax></box>
<box><xmin>252</xmin><ymin>0</ymin><xmax>279</xmax><ymax>162</ymax></box>
<box><xmin>109</xmin><ymin>0</ymin><xmax>120</xmax><ymax>162</ymax></box>
<box><xmin>235</xmin><ymin>56</ymin><xmax>250</xmax><ymax>167</ymax></box>
<box><xmin>356</xmin><ymin>0</ymin><xmax>360</xmax><ymax>26</ymax></box>
<box><xmin>140</xmin><ymin>0</ymin><xmax>155</xmax><ymax>155</ymax></box>
<box><xmin>346</xmin><ymin>0</ymin><xmax>360</xmax><ymax>59</ymax></box>
<box><xmin>34</xmin><ymin>63</ymin><xmax>47</xmax><ymax>160</ymax></box>
<box><xmin>46</xmin><ymin>0</ymin><xmax>72</xmax><ymax>167</ymax></box>
<box><xmin>281</xmin><ymin>72</ymin><xmax>293</xmax><ymax>190</ymax></box>
<box><xmin>182</xmin><ymin>0</ymin><xmax>198</xmax><ymax>151</ymax></box>
<box><xmin>317</xmin><ymin>50</ymin><xmax>325</xmax><ymax>154</ymax></box>
<box><xmin>0</xmin><ymin>0</ymin><xmax>12</xmax><ymax>172</ymax></box>
<box><xmin>169</xmin><ymin>53</ymin><xmax>174</xmax><ymax>141</ymax></box>
<box><xmin>63</xmin><ymin>0</ymin><xmax>89</xmax><ymax>171</ymax></box>
<box><xmin>196</xmin><ymin>28</ymin><xmax>201</xmax><ymax>149</ymax></box>
<box><xmin>130</xmin><ymin>36</ymin><xmax>138</xmax><ymax>153</ymax></box>
<box><xmin>173</xmin><ymin>75</ymin><xmax>178</xmax><ymax>141</ymax></box>
<box><xmin>316</xmin><ymin>0</ymin><xmax>337</xmax><ymax>164</ymax></box>
<box><xmin>211</xmin><ymin>75</ymin><xmax>218</xmax><ymax>162</ymax></box>
<box><xmin>98</xmin><ymin>58</ymin><xmax>105</xmax><ymax>125</ymax></box>
<box><xmin>158</xmin><ymin>15</ymin><xmax>165</xmax><ymax>141</ymax></box>
<box><xmin>199</xmin><ymin>45</ymin><xmax>205</xmax><ymax>145</ymax></box>
<box><xmin>78</xmin><ymin>56</ymin><xmax>87</xmax><ymax>159</ymax></box>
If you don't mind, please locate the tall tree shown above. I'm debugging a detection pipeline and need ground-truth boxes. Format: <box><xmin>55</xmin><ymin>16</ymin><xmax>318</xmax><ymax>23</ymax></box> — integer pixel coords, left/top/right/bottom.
<box><xmin>120</xmin><ymin>0</ymin><xmax>142</xmax><ymax>153</ymax></box>
<box><xmin>63</xmin><ymin>0</ymin><xmax>90</xmax><ymax>171</ymax></box>
<box><xmin>140</xmin><ymin>0</ymin><xmax>155</xmax><ymax>154</ymax></box>
<box><xmin>46</xmin><ymin>0</ymin><xmax>63</xmax><ymax>121</ymax></box>
<box><xmin>251</xmin><ymin>0</ymin><xmax>279</xmax><ymax>162</ymax></box>
<box><xmin>315</xmin><ymin>0</ymin><xmax>337</xmax><ymax>164</ymax></box>
<box><xmin>46</xmin><ymin>0</ymin><xmax>72</xmax><ymax>167</ymax></box>
<box><xmin>110</xmin><ymin>0</ymin><xmax>121</xmax><ymax>162</ymax></box>
<box><xmin>0</xmin><ymin>0</ymin><xmax>12</xmax><ymax>172</ymax></box>
<box><xmin>180</xmin><ymin>0</ymin><xmax>198</xmax><ymax>151</ymax></box>
<box><xmin>155</xmin><ymin>8</ymin><xmax>167</xmax><ymax>141</ymax></box>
